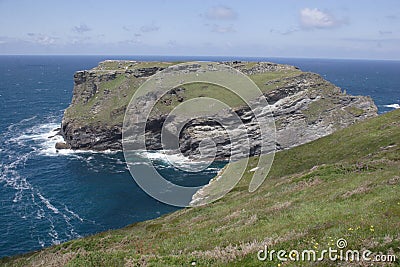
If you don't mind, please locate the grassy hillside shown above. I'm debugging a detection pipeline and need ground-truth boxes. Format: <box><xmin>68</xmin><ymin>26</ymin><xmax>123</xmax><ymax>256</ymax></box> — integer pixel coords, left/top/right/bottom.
<box><xmin>2</xmin><ymin>110</ymin><xmax>400</xmax><ymax>266</ymax></box>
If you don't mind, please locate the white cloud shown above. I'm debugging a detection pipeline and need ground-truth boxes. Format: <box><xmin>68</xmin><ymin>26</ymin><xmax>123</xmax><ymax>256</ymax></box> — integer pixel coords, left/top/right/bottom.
<box><xmin>280</xmin><ymin>27</ymin><xmax>301</xmax><ymax>35</ymax></box>
<box><xmin>386</xmin><ymin>15</ymin><xmax>398</xmax><ymax>20</ymax></box>
<box><xmin>69</xmin><ymin>35</ymin><xmax>92</xmax><ymax>45</ymax></box>
<box><xmin>72</xmin><ymin>24</ymin><xmax>92</xmax><ymax>34</ymax></box>
<box><xmin>119</xmin><ymin>38</ymin><xmax>141</xmax><ymax>45</ymax></box>
<box><xmin>205</xmin><ymin>6</ymin><xmax>237</xmax><ymax>20</ymax></box>
<box><xmin>300</xmin><ymin>8</ymin><xmax>345</xmax><ymax>29</ymax></box>
<box><xmin>27</xmin><ymin>33</ymin><xmax>57</xmax><ymax>45</ymax></box>
<box><xmin>208</xmin><ymin>24</ymin><xmax>236</xmax><ymax>34</ymax></box>
<box><xmin>167</xmin><ymin>40</ymin><xmax>177</xmax><ymax>47</ymax></box>
<box><xmin>140</xmin><ymin>24</ymin><xmax>159</xmax><ymax>33</ymax></box>
<box><xmin>379</xmin><ymin>30</ymin><xmax>392</xmax><ymax>35</ymax></box>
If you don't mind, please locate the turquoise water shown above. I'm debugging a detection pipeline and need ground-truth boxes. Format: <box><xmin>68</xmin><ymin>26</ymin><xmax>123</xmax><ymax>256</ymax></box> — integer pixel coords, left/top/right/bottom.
<box><xmin>0</xmin><ymin>56</ymin><xmax>399</xmax><ymax>258</ymax></box>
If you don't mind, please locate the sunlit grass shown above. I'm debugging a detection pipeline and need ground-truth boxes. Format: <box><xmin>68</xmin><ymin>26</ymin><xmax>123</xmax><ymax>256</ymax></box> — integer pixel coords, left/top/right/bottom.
<box><xmin>2</xmin><ymin>110</ymin><xmax>399</xmax><ymax>266</ymax></box>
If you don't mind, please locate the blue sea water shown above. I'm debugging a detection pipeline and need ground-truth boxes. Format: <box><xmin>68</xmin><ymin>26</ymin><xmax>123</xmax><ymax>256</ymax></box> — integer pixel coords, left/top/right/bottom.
<box><xmin>0</xmin><ymin>55</ymin><xmax>399</xmax><ymax>258</ymax></box>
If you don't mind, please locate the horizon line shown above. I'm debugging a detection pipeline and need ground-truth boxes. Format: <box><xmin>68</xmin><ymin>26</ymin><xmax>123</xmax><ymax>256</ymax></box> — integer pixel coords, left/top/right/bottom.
<box><xmin>0</xmin><ymin>54</ymin><xmax>399</xmax><ymax>62</ymax></box>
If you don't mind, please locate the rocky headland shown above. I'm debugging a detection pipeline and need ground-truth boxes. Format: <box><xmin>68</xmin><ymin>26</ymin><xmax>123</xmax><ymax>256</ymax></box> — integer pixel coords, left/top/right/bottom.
<box><xmin>58</xmin><ymin>60</ymin><xmax>377</xmax><ymax>158</ymax></box>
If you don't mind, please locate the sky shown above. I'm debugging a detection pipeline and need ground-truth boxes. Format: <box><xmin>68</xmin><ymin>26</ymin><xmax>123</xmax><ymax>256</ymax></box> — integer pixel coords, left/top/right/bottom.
<box><xmin>0</xmin><ymin>0</ymin><xmax>399</xmax><ymax>59</ymax></box>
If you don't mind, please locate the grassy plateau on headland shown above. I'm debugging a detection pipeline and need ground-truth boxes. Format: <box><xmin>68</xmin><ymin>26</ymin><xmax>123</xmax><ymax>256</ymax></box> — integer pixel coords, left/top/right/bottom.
<box><xmin>2</xmin><ymin>108</ymin><xmax>399</xmax><ymax>266</ymax></box>
<box><xmin>64</xmin><ymin>61</ymin><xmax>303</xmax><ymax>126</ymax></box>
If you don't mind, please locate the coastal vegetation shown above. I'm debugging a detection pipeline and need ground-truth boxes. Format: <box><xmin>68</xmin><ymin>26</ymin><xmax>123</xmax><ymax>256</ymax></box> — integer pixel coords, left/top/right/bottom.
<box><xmin>2</xmin><ymin>109</ymin><xmax>399</xmax><ymax>266</ymax></box>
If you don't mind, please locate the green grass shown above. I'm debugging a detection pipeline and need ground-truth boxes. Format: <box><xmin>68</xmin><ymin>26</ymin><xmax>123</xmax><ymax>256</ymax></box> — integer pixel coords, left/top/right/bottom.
<box><xmin>151</xmin><ymin>82</ymin><xmax>247</xmax><ymax>115</ymax></box>
<box><xmin>94</xmin><ymin>60</ymin><xmax>177</xmax><ymax>71</ymax></box>
<box><xmin>248</xmin><ymin>70</ymin><xmax>302</xmax><ymax>92</ymax></box>
<box><xmin>64</xmin><ymin>73</ymin><xmax>143</xmax><ymax>125</ymax></box>
<box><xmin>344</xmin><ymin>106</ymin><xmax>367</xmax><ymax>117</ymax></box>
<box><xmin>131</xmin><ymin>61</ymin><xmax>178</xmax><ymax>69</ymax></box>
<box><xmin>302</xmin><ymin>98</ymin><xmax>336</xmax><ymax>124</ymax></box>
<box><xmin>64</xmin><ymin>62</ymin><xmax>313</xmax><ymax>127</ymax></box>
<box><xmin>2</xmin><ymin>110</ymin><xmax>399</xmax><ymax>266</ymax></box>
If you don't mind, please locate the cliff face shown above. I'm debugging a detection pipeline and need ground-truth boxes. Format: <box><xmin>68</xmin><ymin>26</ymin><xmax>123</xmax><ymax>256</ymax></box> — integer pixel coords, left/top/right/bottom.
<box><xmin>60</xmin><ymin>60</ymin><xmax>377</xmax><ymax>157</ymax></box>
<box><xmin>61</xmin><ymin>61</ymin><xmax>172</xmax><ymax>150</ymax></box>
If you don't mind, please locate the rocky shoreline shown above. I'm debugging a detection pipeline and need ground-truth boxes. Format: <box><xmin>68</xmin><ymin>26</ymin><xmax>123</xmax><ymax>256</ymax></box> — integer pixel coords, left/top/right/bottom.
<box><xmin>57</xmin><ymin>60</ymin><xmax>378</xmax><ymax>159</ymax></box>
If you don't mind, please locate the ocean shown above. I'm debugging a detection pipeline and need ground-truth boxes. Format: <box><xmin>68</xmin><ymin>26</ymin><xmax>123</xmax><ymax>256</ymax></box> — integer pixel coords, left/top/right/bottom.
<box><xmin>0</xmin><ymin>55</ymin><xmax>399</xmax><ymax>258</ymax></box>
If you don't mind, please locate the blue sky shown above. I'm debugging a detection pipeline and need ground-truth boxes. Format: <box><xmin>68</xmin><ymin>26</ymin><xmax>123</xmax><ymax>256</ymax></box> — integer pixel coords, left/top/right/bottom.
<box><xmin>0</xmin><ymin>0</ymin><xmax>399</xmax><ymax>59</ymax></box>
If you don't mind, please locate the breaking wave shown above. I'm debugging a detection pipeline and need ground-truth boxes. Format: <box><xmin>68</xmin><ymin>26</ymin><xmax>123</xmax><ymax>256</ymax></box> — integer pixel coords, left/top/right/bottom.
<box><xmin>384</xmin><ymin>103</ymin><xmax>400</xmax><ymax>109</ymax></box>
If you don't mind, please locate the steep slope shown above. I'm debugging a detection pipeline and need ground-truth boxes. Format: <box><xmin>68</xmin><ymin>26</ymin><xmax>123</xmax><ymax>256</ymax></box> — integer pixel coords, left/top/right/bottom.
<box><xmin>59</xmin><ymin>61</ymin><xmax>377</xmax><ymax>158</ymax></box>
<box><xmin>3</xmin><ymin>109</ymin><xmax>399</xmax><ymax>267</ymax></box>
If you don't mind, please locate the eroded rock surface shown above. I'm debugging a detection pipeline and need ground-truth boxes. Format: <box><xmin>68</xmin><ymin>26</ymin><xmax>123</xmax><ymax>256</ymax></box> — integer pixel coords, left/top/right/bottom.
<box><xmin>59</xmin><ymin>60</ymin><xmax>377</xmax><ymax>159</ymax></box>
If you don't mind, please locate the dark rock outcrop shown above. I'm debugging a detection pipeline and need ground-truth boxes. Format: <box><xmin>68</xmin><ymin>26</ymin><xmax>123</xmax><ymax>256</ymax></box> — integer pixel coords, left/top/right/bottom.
<box><xmin>55</xmin><ymin>142</ymin><xmax>70</xmax><ymax>150</ymax></box>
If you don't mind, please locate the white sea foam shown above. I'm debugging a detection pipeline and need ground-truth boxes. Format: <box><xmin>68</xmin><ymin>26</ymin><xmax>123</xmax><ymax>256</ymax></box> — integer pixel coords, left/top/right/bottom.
<box><xmin>64</xmin><ymin>205</ymin><xmax>84</xmax><ymax>222</ymax></box>
<box><xmin>36</xmin><ymin>208</ymin><xmax>45</xmax><ymax>219</ymax></box>
<box><xmin>10</xmin><ymin>121</ymin><xmax>119</xmax><ymax>157</ymax></box>
<box><xmin>384</xmin><ymin>103</ymin><xmax>400</xmax><ymax>109</ymax></box>
<box><xmin>1</xmin><ymin>117</ymin><xmax>94</xmax><ymax>248</ymax></box>
<box><xmin>130</xmin><ymin>150</ymin><xmax>217</xmax><ymax>173</ymax></box>
<box><xmin>145</xmin><ymin>150</ymin><xmax>190</xmax><ymax>163</ymax></box>
<box><xmin>7</xmin><ymin>116</ymin><xmax>37</xmax><ymax>130</ymax></box>
<box><xmin>38</xmin><ymin>239</ymin><xmax>45</xmax><ymax>248</ymax></box>
<box><xmin>8</xmin><ymin>122</ymin><xmax>61</xmax><ymax>154</ymax></box>
<box><xmin>37</xmin><ymin>192</ymin><xmax>60</xmax><ymax>214</ymax></box>
<box><xmin>137</xmin><ymin>150</ymin><xmax>209</xmax><ymax>165</ymax></box>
